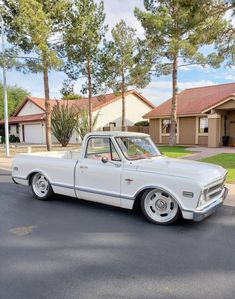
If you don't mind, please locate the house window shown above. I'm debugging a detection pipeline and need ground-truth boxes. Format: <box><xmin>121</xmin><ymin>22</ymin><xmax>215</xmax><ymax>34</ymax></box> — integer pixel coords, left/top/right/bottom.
<box><xmin>161</xmin><ymin>119</ymin><xmax>177</xmax><ymax>134</ymax></box>
<box><xmin>16</xmin><ymin>125</ymin><xmax>19</xmax><ymax>134</ymax></box>
<box><xmin>199</xmin><ymin>117</ymin><xmax>208</xmax><ymax>133</ymax></box>
<box><xmin>162</xmin><ymin>119</ymin><xmax>171</xmax><ymax>134</ymax></box>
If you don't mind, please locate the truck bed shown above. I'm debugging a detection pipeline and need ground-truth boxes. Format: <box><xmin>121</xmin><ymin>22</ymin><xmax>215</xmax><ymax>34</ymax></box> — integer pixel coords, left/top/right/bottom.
<box><xmin>19</xmin><ymin>150</ymin><xmax>81</xmax><ymax>160</ymax></box>
<box><xmin>12</xmin><ymin>150</ymin><xmax>81</xmax><ymax>198</ymax></box>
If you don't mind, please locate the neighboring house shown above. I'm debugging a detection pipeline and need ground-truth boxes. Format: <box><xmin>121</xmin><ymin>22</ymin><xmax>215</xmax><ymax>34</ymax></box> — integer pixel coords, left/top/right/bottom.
<box><xmin>144</xmin><ymin>82</ymin><xmax>235</xmax><ymax>148</ymax></box>
<box><xmin>0</xmin><ymin>90</ymin><xmax>154</xmax><ymax>144</ymax></box>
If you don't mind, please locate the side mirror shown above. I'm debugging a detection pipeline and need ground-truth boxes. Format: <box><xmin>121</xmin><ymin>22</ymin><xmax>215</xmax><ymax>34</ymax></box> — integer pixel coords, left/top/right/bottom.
<box><xmin>101</xmin><ymin>156</ymin><xmax>121</xmax><ymax>167</ymax></box>
<box><xmin>101</xmin><ymin>156</ymin><xmax>109</xmax><ymax>163</ymax></box>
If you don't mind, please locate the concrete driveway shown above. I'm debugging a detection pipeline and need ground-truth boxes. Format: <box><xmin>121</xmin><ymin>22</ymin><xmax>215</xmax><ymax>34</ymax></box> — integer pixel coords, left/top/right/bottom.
<box><xmin>0</xmin><ymin>170</ymin><xmax>235</xmax><ymax>299</ymax></box>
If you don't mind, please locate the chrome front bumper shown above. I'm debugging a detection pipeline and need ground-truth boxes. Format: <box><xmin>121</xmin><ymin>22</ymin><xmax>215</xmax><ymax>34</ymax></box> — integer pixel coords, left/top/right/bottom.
<box><xmin>182</xmin><ymin>187</ymin><xmax>229</xmax><ymax>222</ymax></box>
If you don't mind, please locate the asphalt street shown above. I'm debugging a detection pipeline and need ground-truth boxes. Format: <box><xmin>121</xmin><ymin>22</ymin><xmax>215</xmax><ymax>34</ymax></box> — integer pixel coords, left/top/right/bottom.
<box><xmin>0</xmin><ymin>169</ymin><xmax>235</xmax><ymax>299</ymax></box>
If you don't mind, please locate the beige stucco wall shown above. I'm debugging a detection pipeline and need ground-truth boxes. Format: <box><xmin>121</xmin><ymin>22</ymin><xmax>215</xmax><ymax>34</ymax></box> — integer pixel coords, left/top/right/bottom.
<box><xmin>18</xmin><ymin>101</ymin><xmax>44</xmax><ymax>116</ymax></box>
<box><xmin>179</xmin><ymin>117</ymin><xmax>196</xmax><ymax>145</ymax></box>
<box><xmin>216</xmin><ymin>99</ymin><xmax>235</xmax><ymax>110</ymax></box>
<box><xmin>198</xmin><ymin>136</ymin><xmax>208</xmax><ymax>145</ymax></box>
<box><xmin>149</xmin><ymin>119</ymin><xmax>160</xmax><ymax>143</ymax></box>
<box><xmin>149</xmin><ymin>117</ymin><xmax>196</xmax><ymax>145</ymax></box>
<box><xmin>161</xmin><ymin>136</ymin><xmax>169</xmax><ymax>144</ymax></box>
<box><xmin>94</xmin><ymin>93</ymin><xmax>152</xmax><ymax>130</ymax></box>
<box><xmin>68</xmin><ymin>93</ymin><xmax>153</xmax><ymax>144</ymax></box>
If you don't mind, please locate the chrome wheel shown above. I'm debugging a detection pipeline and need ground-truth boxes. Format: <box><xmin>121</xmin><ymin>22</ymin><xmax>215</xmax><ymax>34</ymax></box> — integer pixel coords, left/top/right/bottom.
<box><xmin>143</xmin><ymin>189</ymin><xmax>179</xmax><ymax>224</ymax></box>
<box><xmin>32</xmin><ymin>173</ymin><xmax>49</xmax><ymax>198</ymax></box>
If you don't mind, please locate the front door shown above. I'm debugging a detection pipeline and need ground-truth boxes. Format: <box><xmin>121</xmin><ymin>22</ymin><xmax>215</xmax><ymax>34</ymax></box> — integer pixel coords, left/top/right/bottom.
<box><xmin>75</xmin><ymin>136</ymin><xmax>122</xmax><ymax>207</ymax></box>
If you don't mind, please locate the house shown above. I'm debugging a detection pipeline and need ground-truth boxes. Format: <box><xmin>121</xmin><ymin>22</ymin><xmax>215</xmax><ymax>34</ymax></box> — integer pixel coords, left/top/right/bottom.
<box><xmin>0</xmin><ymin>90</ymin><xmax>154</xmax><ymax>144</ymax></box>
<box><xmin>144</xmin><ymin>82</ymin><xmax>235</xmax><ymax>148</ymax></box>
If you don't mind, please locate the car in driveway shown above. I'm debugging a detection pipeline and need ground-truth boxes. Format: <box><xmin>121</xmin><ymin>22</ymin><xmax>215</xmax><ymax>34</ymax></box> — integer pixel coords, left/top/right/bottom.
<box><xmin>12</xmin><ymin>132</ymin><xmax>228</xmax><ymax>225</ymax></box>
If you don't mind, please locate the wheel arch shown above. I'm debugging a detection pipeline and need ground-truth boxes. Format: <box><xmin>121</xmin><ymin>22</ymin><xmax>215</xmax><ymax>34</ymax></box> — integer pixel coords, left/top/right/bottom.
<box><xmin>27</xmin><ymin>170</ymin><xmax>51</xmax><ymax>186</ymax></box>
<box><xmin>133</xmin><ymin>185</ymin><xmax>183</xmax><ymax>211</ymax></box>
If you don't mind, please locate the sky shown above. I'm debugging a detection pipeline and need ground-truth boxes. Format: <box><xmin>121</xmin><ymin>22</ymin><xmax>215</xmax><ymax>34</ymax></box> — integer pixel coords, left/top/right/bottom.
<box><xmin>2</xmin><ymin>0</ymin><xmax>235</xmax><ymax>106</ymax></box>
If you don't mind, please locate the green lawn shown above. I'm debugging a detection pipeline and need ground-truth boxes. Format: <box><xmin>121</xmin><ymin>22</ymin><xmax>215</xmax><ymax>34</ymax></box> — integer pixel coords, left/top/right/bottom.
<box><xmin>200</xmin><ymin>154</ymin><xmax>235</xmax><ymax>183</ymax></box>
<box><xmin>158</xmin><ymin>146</ymin><xmax>193</xmax><ymax>158</ymax></box>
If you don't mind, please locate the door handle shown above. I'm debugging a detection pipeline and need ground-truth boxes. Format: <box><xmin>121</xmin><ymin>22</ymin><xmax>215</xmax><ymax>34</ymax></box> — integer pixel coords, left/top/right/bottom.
<box><xmin>80</xmin><ymin>165</ymin><xmax>88</xmax><ymax>169</ymax></box>
<box><xmin>125</xmin><ymin>178</ymin><xmax>134</xmax><ymax>182</ymax></box>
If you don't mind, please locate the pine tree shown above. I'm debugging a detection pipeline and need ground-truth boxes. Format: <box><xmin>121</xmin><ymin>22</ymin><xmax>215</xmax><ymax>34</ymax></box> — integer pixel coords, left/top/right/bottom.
<box><xmin>135</xmin><ymin>0</ymin><xmax>230</xmax><ymax>145</ymax></box>
<box><xmin>62</xmin><ymin>0</ymin><xmax>106</xmax><ymax>132</ymax></box>
<box><xmin>2</xmin><ymin>0</ymin><xmax>69</xmax><ymax>150</ymax></box>
<box><xmin>100</xmin><ymin>20</ymin><xmax>151</xmax><ymax>131</ymax></box>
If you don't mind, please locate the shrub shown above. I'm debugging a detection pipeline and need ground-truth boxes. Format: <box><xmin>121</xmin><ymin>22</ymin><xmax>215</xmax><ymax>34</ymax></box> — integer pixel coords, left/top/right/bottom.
<box><xmin>9</xmin><ymin>135</ymin><xmax>20</xmax><ymax>143</ymax></box>
<box><xmin>51</xmin><ymin>101</ymin><xmax>79</xmax><ymax>147</ymax></box>
<box><xmin>75</xmin><ymin>110</ymin><xmax>99</xmax><ymax>140</ymax></box>
<box><xmin>134</xmin><ymin>120</ymin><xmax>149</xmax><ymax>127</ymax></box>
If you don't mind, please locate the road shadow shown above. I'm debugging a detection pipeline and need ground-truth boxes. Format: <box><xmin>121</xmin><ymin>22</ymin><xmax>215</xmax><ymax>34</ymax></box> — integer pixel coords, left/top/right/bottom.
<box><xmin>1</xmin><ymin>177</ymin><xmax>235</xmax><ymax>299</ymax></box>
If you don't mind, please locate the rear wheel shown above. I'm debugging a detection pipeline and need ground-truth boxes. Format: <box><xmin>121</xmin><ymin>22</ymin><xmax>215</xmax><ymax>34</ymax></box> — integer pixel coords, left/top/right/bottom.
<box><xmin>141</xmin><ymin>189</ymin><xmax>180</xmax><ymax>225</ymax></box>
<box><xmin>31</xmin><ymin>173</ymin><xmax>53</xmax><ymax>201</ymax></box>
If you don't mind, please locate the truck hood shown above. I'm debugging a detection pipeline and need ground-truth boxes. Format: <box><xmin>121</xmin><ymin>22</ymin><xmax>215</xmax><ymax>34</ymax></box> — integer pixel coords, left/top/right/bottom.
<box><xmin>135</xmin><ymin>156</ymin><xmax>227</xmax><ymax>186</ymax></box>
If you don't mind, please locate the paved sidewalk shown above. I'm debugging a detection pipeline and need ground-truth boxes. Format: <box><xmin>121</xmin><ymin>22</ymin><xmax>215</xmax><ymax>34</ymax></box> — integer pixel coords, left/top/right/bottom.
<box><xmin>183</xmin><ymin>146</ymin><xmax>235</xmax><ymax>160</ymax></box>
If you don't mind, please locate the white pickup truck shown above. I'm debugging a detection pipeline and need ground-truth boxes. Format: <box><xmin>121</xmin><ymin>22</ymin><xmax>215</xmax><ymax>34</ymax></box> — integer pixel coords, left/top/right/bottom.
<box><xmin>12</xmin><ymin>132</ymin><xmax>228</xmax><ymax>225</ymax></box>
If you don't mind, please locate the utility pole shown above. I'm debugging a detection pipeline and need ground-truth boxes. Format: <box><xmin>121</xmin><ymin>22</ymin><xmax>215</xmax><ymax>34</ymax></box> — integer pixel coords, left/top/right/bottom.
<box><xmin>0</xmin><ymin>14</ymin><xmax>10</xmax><ymax>157</ymax></box>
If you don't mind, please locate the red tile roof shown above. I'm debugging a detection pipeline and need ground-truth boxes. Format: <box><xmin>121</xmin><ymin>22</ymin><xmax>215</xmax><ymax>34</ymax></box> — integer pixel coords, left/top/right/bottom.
<box><xmin>0</xmin><ymin>90</ymin><xmax>154</xmax><ymax>126</ymax></box>
<box><xmin>144</xmin><ymin>82</ymin><xmax>235</xmax><ymax>119</ymax></box>
<box><xmin>0</xmin><ymin>113</ymin><xmax>45</xmax><ymax>125</ymax></box>
<box><xmin>0</xmin><ymin>90</ymin><xmax>155</xmax><ymax>125</ymax></box>
<box><xmin>14</xmin><ymin>90</ymin><xmax>155</xmax><ymax>116</ymax></box>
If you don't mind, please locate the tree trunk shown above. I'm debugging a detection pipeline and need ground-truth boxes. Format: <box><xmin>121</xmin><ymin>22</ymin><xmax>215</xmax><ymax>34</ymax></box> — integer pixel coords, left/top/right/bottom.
<box><xmin>43</xmin><ymin>59</ymin><xmax>51</xmax><ymax>151</ymax></box>
<box><xmin>87</xmin><ymin>58</ymin><xmax>92</xmax><ymax>133</ymax></box>
<box><xmin>121</xmin><ymin>70</ymin><xmax>126</xmax><ymax>131</ymax></box>
<box><xmin>169</xmin><ymin>55</ymin><xmax>178</xmax><ymax>146</ymax></box>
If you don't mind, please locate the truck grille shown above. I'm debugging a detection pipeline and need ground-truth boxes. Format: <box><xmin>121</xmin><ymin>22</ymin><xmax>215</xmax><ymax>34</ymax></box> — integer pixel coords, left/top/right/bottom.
<box><xmin>207</xmin><ymin>179</ymin><xmax>225</xmax><ymax>200</ymax></box>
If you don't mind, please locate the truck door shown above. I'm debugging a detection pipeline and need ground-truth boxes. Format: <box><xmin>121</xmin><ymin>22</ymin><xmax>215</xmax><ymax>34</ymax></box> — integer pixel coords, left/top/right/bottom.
<box><xmin>75</xmin><ymin>136</ymin><xmax>122</xmax><ymax>207</ymax></box>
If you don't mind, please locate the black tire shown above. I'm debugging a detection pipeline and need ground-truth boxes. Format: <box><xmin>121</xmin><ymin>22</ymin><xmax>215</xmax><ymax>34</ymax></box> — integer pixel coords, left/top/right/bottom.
<box><xmin>30</xmin><ymin>172</ymin><xmax>53</xmax><ymax>201</ymax></box>
<box><xmin>141</xmin><ymin>189</ymin><xmax>181</xmax><ymax>225</ymax></box>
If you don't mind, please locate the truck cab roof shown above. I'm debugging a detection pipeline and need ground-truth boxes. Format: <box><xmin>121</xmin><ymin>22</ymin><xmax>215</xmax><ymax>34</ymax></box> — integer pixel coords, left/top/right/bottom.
<box><xmin>85</xmin><ymin>131</ymin><xmax>150</xmax><ymax>138</ymax></box>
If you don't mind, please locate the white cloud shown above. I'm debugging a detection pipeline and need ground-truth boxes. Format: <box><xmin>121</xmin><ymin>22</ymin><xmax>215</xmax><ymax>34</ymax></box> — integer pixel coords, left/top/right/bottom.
<box><xmin>179</xmin><ymin>64</ymin><xmax>216</xmax><ymax>73</ymax></box>
<box><xmin>180</xmin><ymin>66</ymin><xmax>190</xmax><ymax>71</ymax></box>
<box><xmin>215</xmin><ymin>67</ymin><xmax>235</xmax><ymax>81</ymax></box>
<box><xmin>103</xmin><ymin>0</ymin><xmax>145</xmax><ymax>39</ymax></box>
<box><xmin>222</xmin><ymin>75</ymin><xmax>235</xmax><ymax>81</ymax></box>
<box><xmin>225</xmin><ymin>10</ymin><xmax>235</xmax><ymax>26</ymax></box>
<box><xmin>138</xmin><ymin>80</ymin><xmax>172</xmax><ymax>105</ymax></box>
<box><xmin>178</xmin><ymin>80</ymin><xmax>218</xmax><ymax>90</ymax></box>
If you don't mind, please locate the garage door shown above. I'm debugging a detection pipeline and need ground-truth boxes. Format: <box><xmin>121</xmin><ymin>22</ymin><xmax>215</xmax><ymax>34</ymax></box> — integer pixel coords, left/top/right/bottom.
<box><xmin>23</xmin><ymin>124</ymin><xmax>44</xmax><ymax>143</ymax></box>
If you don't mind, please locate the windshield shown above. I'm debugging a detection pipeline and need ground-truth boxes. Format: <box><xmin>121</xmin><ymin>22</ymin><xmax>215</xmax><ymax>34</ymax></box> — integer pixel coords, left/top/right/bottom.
<box><xmin>116</xmin><ymin>136</ymin><xmax>161</xmax><ymax>160</ymax></box>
